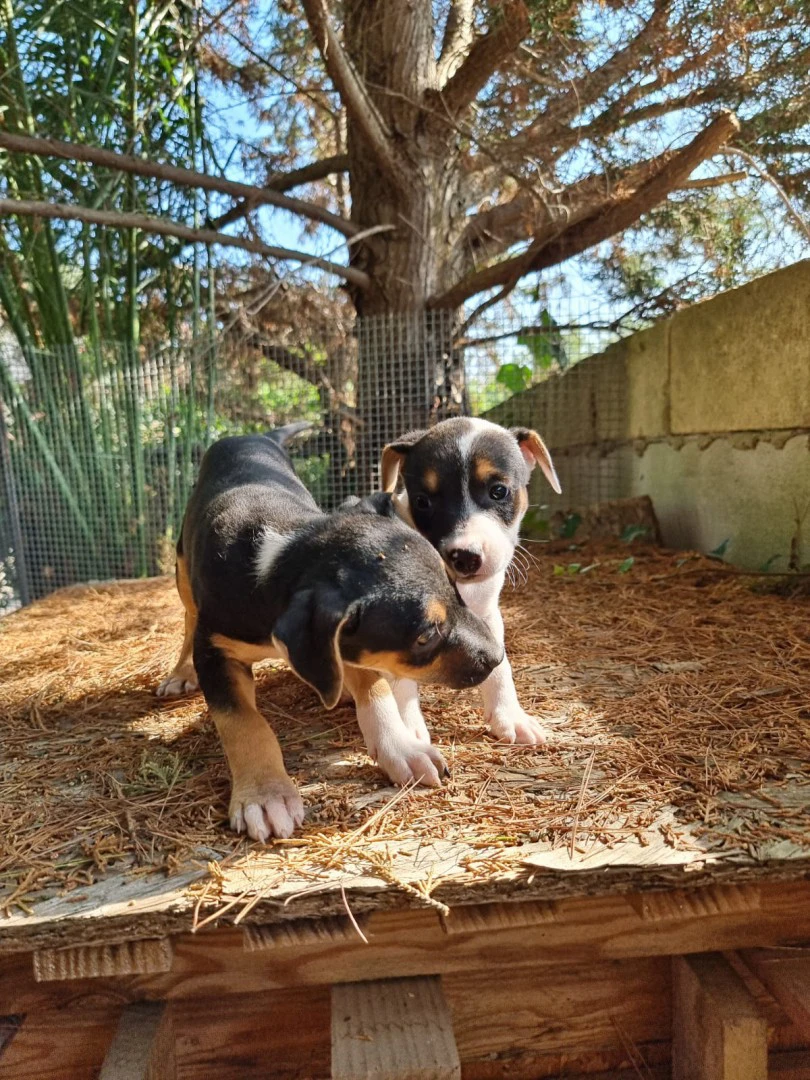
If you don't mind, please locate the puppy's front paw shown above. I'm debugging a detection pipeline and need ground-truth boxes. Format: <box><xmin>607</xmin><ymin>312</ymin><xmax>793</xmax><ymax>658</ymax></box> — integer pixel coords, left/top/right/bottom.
<box><xmin>375</xmin><ymin>736</ymin><xmax>447</xmax><ymax>788</ymax></box>
<box><xmin>230</xmin><ymin>779</ymin><xmax>305</xmax><ymax>841</ymax></box>
<box><xmin>488</xmin><ymin>707</ymin><xmax>554</xmax><ymax>746</ymax></box>
<box><xmin>156</xmin><ymin>666</ymin><xmax>199</xmax><ymax>698</ymax></box>
<box><xmin>400</xmin><ymin>707</ymin><xmax>431</xmax><ymax>744</ymax></box>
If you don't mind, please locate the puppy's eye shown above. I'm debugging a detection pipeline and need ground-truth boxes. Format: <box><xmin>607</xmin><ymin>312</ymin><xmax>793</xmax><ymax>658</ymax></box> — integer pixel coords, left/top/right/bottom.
<box><xmin>416</xmin><ymin>625</ymin><xmax>440</xmax><ymax>647</ymax></box>
<box><xmin>489</xmin><ymin>483</ymin><xmax>509</xmax><ymax>501</ymax></box>
<box><xmin>414</xmin><ymin>493</ymin><xmax>432</xmax><ymax>512</ymax></box>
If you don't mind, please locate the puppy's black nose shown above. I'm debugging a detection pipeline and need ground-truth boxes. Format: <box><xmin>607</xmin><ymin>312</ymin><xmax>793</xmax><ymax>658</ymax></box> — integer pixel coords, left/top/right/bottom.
<box><xmin>448</xmin><ymin>548</ymin><xmax>482</xmax><ymax>576</ymax></box>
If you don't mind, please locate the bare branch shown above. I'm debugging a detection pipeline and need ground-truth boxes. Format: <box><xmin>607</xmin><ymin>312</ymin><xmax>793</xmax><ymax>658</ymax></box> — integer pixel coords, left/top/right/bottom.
<box><xmin>461</xmin><ymin>159</ymin><xmax>659</xmax><ymax>264</ymax></box>
<box><xmin>268</xmin><ymin>153</ymin><xmax>350</xmax><ymax>193</ymax></box>
<box><xmin>720</xmin><ymin>147</ymin><xmax>810</xmax><ymax>242</ymax></box>
<box><xmin>300</xmin><ymin>0</ymin><xmax>402</xmax><ymax>185</ymax></box>
<box><xmin>463</xmin><ymin>166</ymin><xmax>746</xmax><ymax>265</ymax></box>
<box><xmin>0</xmin><ymin>198</ymin><xmax>370</xmax><ymax>288</ymax></box>
<box><xmin>437</xmin><ymin>0</ymin><xmax>475</xmax><ymax>85</ymax></box>
<box><xmin>679</xmin><ymin>171</ymin><xmax>747</xmax><ymax>190</ymax></box>
<box><xmin>431</xmin><ymin>111</ymin><xmax>740</xmax><ymax>309</ymax></box>
<box><xmin>511</xmin><ymin>2</ymin><xmax>671</xmax><ymax>153</ymax></box>
<box><xmin>440</xmin><ymin>0</ymin><xmax>529</xmax><ymax>118</ymax></box>
<box><xmin>210</xmin><ymin>154</ymin><xmax>350</xmax><ymax>231</ymax></box>
<box><xmin>0</xmin><ymin>131</ymin><xmax>357</xmax><ymax>237</ymax></box>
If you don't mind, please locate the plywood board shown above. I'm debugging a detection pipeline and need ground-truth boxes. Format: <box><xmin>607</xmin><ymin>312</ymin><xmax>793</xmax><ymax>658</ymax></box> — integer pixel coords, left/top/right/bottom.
<box><xmin>332</xmin><ymin>976</ymin><xmax>460</xmax><ymax>1079</ymax></box>
<box><xmin>672</xmin><ymin>953</ymin><xmax>767</xmax><ymax>1080</ymax></box>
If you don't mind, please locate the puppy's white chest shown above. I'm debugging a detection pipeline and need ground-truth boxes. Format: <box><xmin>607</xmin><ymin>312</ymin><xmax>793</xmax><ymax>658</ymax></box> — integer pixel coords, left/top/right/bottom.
<box><xmin>457</xmin><ymin>572</ymin><xmax>504</xmax><ymax>617</ymax></box>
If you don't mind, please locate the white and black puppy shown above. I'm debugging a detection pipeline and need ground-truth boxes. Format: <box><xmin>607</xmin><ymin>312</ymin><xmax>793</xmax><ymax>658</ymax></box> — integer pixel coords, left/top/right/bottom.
<box><xmin>380</xmin><ymin>417</ymin><xmax>560</xmax><ymax>746</ymax></box>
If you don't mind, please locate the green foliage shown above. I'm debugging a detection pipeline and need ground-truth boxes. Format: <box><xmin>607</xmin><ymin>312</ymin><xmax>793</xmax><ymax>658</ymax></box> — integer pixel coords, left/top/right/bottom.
<box><xmin>0</xmin><ymin>0</ymin><xmax>208</xmax><ymax>352</ymax></box>
<box><xmin>521</xmin><ymin>509</ymin><xmax>551</xmax><ymax>538</ymax></box>
<box><xmin>517</xmin><ymin>309</ymin><xmax>568</xmax><ymax>371</ymax></box>
<box><xmin>708</xmin><ymin>538</ymin><xmax>731</xmax><ymax>560</ymax></box>
<box><xmin>496</xmin><ymin>362</ymin><xmax>533</xmax><ymax>393</ymax></box>
<box><xmin>620</xmin><ymin>524</ymin><xmax>650</xmax><ymax>543</ymax></box>
<box><xmin>0</xmin><ymin>336</ymin><xmax>329</xmax><ymax>599</ymax></box>
<box><xmin>559</xmin><ymin>512</ymin><xmax>582</xmax><ymax>539</ymax></box>
<box><xmin>617</xmin><ymin>556</ymin><xmax>635</xmax><ymax>574</ymax></box>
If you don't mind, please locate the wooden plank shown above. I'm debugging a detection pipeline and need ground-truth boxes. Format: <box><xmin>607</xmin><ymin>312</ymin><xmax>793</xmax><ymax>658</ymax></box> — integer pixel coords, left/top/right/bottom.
<box><xmin>464</xmin><ymin>1054</ymin><xmax>810</xmax><ymax>1080</ymax></box>
<box><xmin>243</xmin><ymin>916</ymin><xmax>367</xmax><ymax>951</ymax></box>
<box><xmin>629</xmin><ymin>884</ymin><xmax>760</xmax><ymax>921</ymax></box>
<box><xmin>672</xmin><ymin>953</ymin><xmax>767</xmax><ymax>1080</ymax></box>
<box><xmin>99</xmin><ymin>1002</ymin><xmax>175</xmax><ymax>1080</ymax></box>
<box><xmin>0</xmin><ymin>1014</ymin><xmax>24</xmax><ymax>1057</ymax></box>
<box><xmin>6</xmin><ymin>879</ymin><xmax>810</xmax><ymax>1012</ymax></box>
<box><xmin>173</xmin><ymin>987</ymin><xmax>330</xmax><ymax>1080</ymax></box>
<box><xmin>331</xmin><ymin>976</ymin><xmax>460</xmax><ymax>1079</ymax></box>
<box><xmin>769</xmin><ymin>1050</ymin><xmax>810</xmax><ymax>1079</ymax></box>
<box><xmin>0</xmin><ymin>1004</ymin><xmax>121</xmax><ymax>1079</ymax></box>
<box><xmin>444</xmin><ymin>956</ymin><xmax>671</xmax><ymax>1067</ymax></box>
<box><xmin>740</xmin><ymin>949</ymin><xmax>810</xmax><ymax>1040</ymax></box>
<box><xmin>33</xmin><ymin>939</ymin><xmax>172</xmax><ymax>981</ymax></box>
<box><xmin>440</xmin><ymin>900</ymin><xmax>556</xmax><ymax>934</ymax></box>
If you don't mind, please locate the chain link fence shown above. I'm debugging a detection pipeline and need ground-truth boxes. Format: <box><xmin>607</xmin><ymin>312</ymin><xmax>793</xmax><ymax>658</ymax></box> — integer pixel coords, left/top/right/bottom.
<box><xmin>0</xmin><ymin>297</ymin><xmax>631</xmax><ymax>611</ymax></box>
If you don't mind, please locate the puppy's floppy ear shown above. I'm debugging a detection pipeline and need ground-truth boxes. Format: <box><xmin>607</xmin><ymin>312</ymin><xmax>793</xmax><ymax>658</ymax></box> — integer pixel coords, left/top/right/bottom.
<box><xmin>272</xmin><ymin>587</ymin><xmax>353</xmax><ymax>710</ymax></box>
<box><xmin>512</xmin><ymin>427</ymin><xmax>562</xmax><ymax>494</ymax></box>
<box><xmin>380</xmin><ymin>429</ymin><xmax>427</xmax><ymax>493</ymax></box>
<box><xmin>339</xmin><ymin>491</ymin><xmax>396</xmax><ymax>518</ymax></box>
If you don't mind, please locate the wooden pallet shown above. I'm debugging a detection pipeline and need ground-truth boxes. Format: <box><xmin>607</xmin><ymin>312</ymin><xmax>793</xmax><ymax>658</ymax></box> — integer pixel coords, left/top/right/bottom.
<box><xmin>2</xmin><ymin>880</ymin><xmax>810</xmax><ymax>1079</ymax></box>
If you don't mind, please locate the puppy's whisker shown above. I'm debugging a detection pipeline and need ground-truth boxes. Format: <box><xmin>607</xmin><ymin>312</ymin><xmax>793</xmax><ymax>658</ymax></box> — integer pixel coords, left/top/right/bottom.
<box><xmin>512</xmin><ymin>549</ymin><xmax>532</xmax><ymax>575</ymax></box>
<box><xmin>507</xmin><ymin>555</ymin><xmax>528</xmax><ymax>587</ymax></box>
<box><xmin>517</xmin><ymin>544</ymin><xmax>540</xmax><ymax>571</ymax></box>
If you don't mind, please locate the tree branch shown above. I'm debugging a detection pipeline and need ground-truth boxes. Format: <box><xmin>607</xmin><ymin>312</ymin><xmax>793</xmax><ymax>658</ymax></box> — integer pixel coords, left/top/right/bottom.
<box><xmin>267</xmin><ymin>153</ymin><xmax>350</xmax><ymax>192</ymax></box>
<box><xmin>511</xmin><ymin>1</ymin><xmax>670</xmax><ymax>153</ymax></box>
<box><xmin>720</xmin><ymin>147</ymin><xmax>810</xmax><ymax>242</ymax></box>
<box><xmin>679</xmin><ymin>171</ymin><xmax>747</xmax><ymax>190</ymax></box>
<box><xmin>0</xmin><ymin>131</ymin><xmax>357</xmax><ymax>238</ymax></box>
<box><xmin>300</xmin><ymin>0</ymin><xmax>402</xmax><ymax>185</ymax></box>
<box><xmin>430</xmin><ymin>111</ymin><xmax>740</xmax><ymax>309</ymax></box>
<box><xmin>437</xmin><ymin>0</ymin><xmax>475</xmax><ymax>85</ymax></box>
<box><xmin>461</xmin><ymin>160</ymin><xmax>747</xmax><ymax>266</ymax></box>
<box><xmin>440</xmin><ymin>0</ymin><xmax>529</xmax><ymax>118</ymax></box>
<box><xmin>0</xmin><ymin>198</ymin><xmax>370</xmax><ymax>288</ymax></box>
<box><xmin>210</xmin><ymin>154</ymin><xmax>350</xmax><ymax>231</ymax></box>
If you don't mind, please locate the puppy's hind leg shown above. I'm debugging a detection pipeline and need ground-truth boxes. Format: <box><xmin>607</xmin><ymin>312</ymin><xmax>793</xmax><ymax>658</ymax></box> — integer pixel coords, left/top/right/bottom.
<box><xmin>196</xmin><ymin>633</ymin><xmax>304</xmax><ymax>841</ymax></box>
<box><xmin>156</xmin><ymin>554</ymin><xmax>200</xmax><ymax>698</ymax></box>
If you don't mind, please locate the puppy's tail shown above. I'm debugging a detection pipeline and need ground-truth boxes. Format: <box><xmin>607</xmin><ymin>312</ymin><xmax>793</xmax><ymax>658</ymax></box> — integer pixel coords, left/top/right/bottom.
<box><xmin>267</xmin><ymin>421</ymin><xmax>313</xmax><ymax>447</ymax></box>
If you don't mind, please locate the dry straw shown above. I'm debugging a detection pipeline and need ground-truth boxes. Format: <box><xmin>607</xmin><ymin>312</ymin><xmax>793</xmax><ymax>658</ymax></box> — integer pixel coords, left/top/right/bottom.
<box><xmin>1</xmin><ymin>543</ymin><xmax>809</xmax><ymax>921</ymax></box>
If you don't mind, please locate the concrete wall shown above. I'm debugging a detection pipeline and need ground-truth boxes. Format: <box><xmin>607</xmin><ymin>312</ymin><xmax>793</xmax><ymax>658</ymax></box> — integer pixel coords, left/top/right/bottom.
<box><xmin>487</xmin><ymin>261</ymin><xmax>810</xmax><ymax>568</ymax></box>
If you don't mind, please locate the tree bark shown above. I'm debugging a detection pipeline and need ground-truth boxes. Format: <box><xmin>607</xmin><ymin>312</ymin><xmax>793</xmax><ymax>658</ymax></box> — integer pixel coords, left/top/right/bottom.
<box><xmin>340</xmin><ymin>0</ymin><xmax>473</xmax><ymax>488</ymax></box>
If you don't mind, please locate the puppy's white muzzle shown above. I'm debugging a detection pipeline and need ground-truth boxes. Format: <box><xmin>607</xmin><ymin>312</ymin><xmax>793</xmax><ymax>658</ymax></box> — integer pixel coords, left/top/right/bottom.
<box><xmin>442</xmin><ymin>512</ymin><xmax>516</xmax><ymax>580</ymax></box>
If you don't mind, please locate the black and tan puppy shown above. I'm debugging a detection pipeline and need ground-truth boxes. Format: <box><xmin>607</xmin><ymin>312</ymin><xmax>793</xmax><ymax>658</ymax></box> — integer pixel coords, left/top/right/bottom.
<box><xmin>157</xmin><ymin>429</ymin><xmax>501</xmax><ymax>841</ymax></box>
<box><xmin>381</xmin><ymin>417</ymin><xmax>560</xmax><ymax>747</ymax></box>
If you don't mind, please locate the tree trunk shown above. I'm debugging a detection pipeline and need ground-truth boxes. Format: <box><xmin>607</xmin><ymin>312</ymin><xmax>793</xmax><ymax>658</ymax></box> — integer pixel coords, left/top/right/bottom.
<box><xmin>343</xmin><ymin>0</ymin><xmax>470</xmax><ymax>490</ymax></box>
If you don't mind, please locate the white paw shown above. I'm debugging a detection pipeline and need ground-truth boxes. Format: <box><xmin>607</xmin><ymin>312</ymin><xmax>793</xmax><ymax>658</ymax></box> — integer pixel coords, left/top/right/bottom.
<box><xmin>400</xmin><ymin>708</ymin><xmax>431</xmax><ymax>744</ymax></box>
<box><xmin>156</xmin><ymin>667</ymin><xmax>199</xmax><ymax>698</ymax></box>
<box><xmin>488</xmin><ymin>708</ymin><xmax>554</xmax><ymax>746</ymax></box>
<box><xmin>374</xmin><ymin>736</ymin><xmax>447</xmax><ymax>788</ymax></box>
<box><xmin>230</xmin><ymin>780</ymin><xmax>305</xmax><ymax>841</ymax></box>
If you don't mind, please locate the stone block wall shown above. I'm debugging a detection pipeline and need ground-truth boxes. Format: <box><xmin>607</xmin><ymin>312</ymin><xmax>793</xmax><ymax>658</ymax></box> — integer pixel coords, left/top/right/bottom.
<box><xmin>486</xmin><ymin>261</ymin><xmax>810</xmax><ymax>568</ymax></box>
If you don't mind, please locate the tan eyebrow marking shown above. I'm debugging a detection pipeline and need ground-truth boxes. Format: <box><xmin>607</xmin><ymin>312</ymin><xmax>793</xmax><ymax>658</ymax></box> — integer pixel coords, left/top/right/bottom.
<box><xmin>474</xmin><ymin>456</ymin><xmax>499</xmax><ymax>483</ymax></box>
<box><xmin>423</xmin><ymin>467</ymin><xmax>440</xmax><ymax>493</ymax></box>
<box><xmin>426</xmin><ymin>598</ymin><xmax>447</xmax><ymax>624</ymax></box>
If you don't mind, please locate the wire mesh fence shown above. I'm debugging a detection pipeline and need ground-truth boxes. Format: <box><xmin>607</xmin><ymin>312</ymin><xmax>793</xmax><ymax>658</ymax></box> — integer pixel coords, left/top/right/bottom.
<box><xmin>0</xmin><ymin>296</ymin><xmax>632</xmax><ymax>611</ymax></box>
